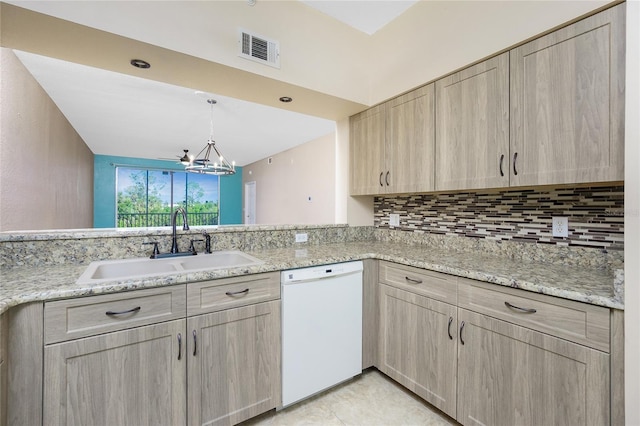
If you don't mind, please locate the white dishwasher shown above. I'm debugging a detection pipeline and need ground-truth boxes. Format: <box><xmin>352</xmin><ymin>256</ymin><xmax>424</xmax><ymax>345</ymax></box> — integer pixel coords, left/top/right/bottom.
<box><xmin>281</xmin><ymin>261</ymin><xmax>363</xmax><ymax>407</ymax></box>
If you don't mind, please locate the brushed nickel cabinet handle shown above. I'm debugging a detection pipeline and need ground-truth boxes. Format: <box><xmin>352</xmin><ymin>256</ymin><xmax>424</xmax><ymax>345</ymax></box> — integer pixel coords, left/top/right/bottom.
<box><xmin>385</xmin><ymin>171</ymin><xmax>390</xmax><ymax>186</ymax></box>
<box><xmin>504</xmin><ymin>301</ymin><xmax>537</xmax><ymax>313</ymax></box>
<box><xmin>405</xmin><ymin>276</ymin><xmax>423</xmax><ymax>284</ymax></box>
<box><xmin>225</xmin><ymin>288</ymin><xmax>250</xmax><ymax>297</ymax></box>
<box><xmin>192</xmin><ymin>330</ymin><xmax>197</xmax><ymax>356</ymax></box>
<box><xmin>513</xmin><ymin>152</ymin><xmax>518</xmax><ymax>176</ymax></box>
<box><xmin>499</xmin><ymin>154</ymin><xmax>504</xmax><ymax>177</ymax></box>
<box><xmin>459</xmin><ymin>321</ymin><xmax>466</xmax><ymax>345</ymax></box>
<box><xmin>448</xmin><ymin>317</ymin><xmax>453</xmax><ymax>340</ymax></box>
<box><xmin>177</xmin><ymin>333</ymin><xmax>182</xmax><ymax>361</ymax></box>
<box><xmin>105</xmin><ymin>306</ymin><xmax>141</xmax><ymax>316</ymax></box>
<box><xmin>379</xmin><ymin>172</ymin><xmax>384</xmax><ymax>187</ymax></box>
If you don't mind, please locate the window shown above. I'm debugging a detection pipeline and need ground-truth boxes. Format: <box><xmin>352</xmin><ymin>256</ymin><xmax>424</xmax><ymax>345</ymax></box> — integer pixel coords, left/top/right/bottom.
<box><xmin>116</xmin><ymin>167</ymin><xmax>219</xmax><ymax>228</ymax></box>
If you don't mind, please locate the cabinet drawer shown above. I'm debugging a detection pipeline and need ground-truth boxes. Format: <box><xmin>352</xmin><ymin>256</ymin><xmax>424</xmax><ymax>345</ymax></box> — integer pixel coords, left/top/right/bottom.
<box><xmin>458</xmin><ymin>278</ymin><xmax>610</xmax><ymax>352</ymax></box>
<box><xmin>187</xmin><ymin>272</ymin><xmax>280</xmax><ymax>316</ymax></box>
<box><xmin>378</xmin><ymin>261</ymin><xmax>457</xmax><ymax>305</ymax></box>
<box><xmin>44</xmin><ymin>285</ymin><xmax>186</xmax><ymax>344</ymax></box>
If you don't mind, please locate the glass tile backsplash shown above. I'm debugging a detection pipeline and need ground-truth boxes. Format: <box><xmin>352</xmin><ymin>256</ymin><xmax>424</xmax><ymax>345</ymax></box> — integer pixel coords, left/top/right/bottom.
<box><xmin>374</xmin><ymin>185</ymin><xmax>624</xmax><ymax>250</ymax></box>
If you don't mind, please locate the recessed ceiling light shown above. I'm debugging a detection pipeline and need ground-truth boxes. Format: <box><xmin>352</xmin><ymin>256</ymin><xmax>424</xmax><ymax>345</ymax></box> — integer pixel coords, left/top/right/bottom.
<box><xmin>279</xmin><ymin>96</ymin><xmax>293</xmax><ymax>103</ymax></box>
<box><xmin>130</xmin><ymin>59</ymin><xmax>151</xmax><ymax>69</ymax></box>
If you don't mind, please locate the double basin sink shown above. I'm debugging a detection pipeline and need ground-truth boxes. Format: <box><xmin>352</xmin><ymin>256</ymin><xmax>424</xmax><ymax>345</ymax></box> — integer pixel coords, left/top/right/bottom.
<box><xmin>77</xmin><ymin>251</ymin><xmax>264</xmax><ymax>284</ymax></box>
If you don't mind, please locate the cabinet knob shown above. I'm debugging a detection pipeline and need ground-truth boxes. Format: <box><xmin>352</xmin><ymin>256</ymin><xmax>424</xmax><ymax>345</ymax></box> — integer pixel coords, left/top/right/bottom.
<box><xmin>379</xmin><ymin>172</ymin><xmax>384</xmax><ymax>187</ymax></box>
<box><xmin>177</xmin><ymin>333</ymin><xmax>182</xmax><ymax>361</ymax></box>
<box><xmin>499</xmin><ymin>154</ymin><xmax>505</xmax><ymax>177</ymax></box>
<box><xmin>513</xmin><ymin>152</ymin><xmax>518</xmax><ymax>176</ymax></box>
<box><xmin>385</xmin><ymin>171</ymin><xmax>390</xmax><ymax>186</ymax></box>
<box><xmin>448</xmin><ymin>317</ymin><xmax>454</xmax><ymax>340</ymax></box>
<box><xmin>459</xmin><ymin>321</ymin><xmax>466</xmax><ymax>345</ymax></box>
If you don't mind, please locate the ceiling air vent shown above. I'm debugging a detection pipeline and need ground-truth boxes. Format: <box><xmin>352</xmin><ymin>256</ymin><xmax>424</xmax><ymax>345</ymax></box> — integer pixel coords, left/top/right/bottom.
<box><xmin>238</xmin><ymin>29</ymin><xmax>280</xmax><ymax>69</ymax></box>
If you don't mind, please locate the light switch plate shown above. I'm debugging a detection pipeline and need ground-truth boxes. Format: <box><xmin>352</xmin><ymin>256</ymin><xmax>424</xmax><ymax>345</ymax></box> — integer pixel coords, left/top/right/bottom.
<box><xmin>295</xmin><ymin>233</ymin><xmax>308</xmax><ymax>243</ymax></box>
<box><xmin>552</xmin><ymin>217</ymin><xmax>569</xmax><ymax>238</ymax></box>
<box><xmin>389</xmin><ymin>214</ymin><xmax>400</xmax><ymax>227</ymax></box>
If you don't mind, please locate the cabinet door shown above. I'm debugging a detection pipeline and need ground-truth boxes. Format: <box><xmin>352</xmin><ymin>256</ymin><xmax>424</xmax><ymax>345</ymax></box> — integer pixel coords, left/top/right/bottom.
<box><xmin>510</xmin><ymin>4</ymin><xmax>625</xmax><ymax>186</ymax></box>
<box><xmin>187</xmin><ymin>300</ymin><xmax>280</xmax><ymax>426</ymax></box>
<box><xmin>436</xmin><ymin>53</ymin><xmax>509</xmax><ymax>191</ymax></box>
<box><xmin>44</xmin><ymin>319</ymin><xmax>187</xmax><ymax>426</ymax></box>
<box><xmin>350</xmin><ymin>104</ymin><xmax>386</xmax><ymax>195</ymax></box>
<box><xmin>457</xmin><ymin>309</ymin><xmax>609</xmax><ymax>426</ymax></box>
<box><xmin>378</xmin><ymin>284</ymin><xmax>457</xmax><ymax>418</ymax></box>
<box><xmin>386</xmin><ymin>84</ymin><xmax>436</xmax><ymax>193</ymax></box>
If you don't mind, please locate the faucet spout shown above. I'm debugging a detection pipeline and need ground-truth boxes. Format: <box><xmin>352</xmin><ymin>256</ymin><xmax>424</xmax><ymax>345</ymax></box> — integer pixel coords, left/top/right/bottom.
<box><xmin>170</xmin><ymin>207</ymin><xmax>190</xmax><ymax>253</ymax></box>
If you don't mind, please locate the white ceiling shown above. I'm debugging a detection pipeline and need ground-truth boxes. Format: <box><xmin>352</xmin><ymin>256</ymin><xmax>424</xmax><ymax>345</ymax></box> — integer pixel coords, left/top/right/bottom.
<box><xmin>15</xmin><ymin>50</ymin><xmax>336</xmax><ymax>166</ymax></box>
<box><xmin>9</xmin><ymin>1</ymin><xmax>415</xmax><ymax>166</ymax></box>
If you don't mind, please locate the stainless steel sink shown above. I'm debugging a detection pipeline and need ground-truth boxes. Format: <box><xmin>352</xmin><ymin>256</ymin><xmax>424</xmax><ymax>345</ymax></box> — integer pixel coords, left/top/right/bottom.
<box><xmin>77</xmin><ymin>250</ymin><xmax>263</xmax><ymax>283</ymax></box>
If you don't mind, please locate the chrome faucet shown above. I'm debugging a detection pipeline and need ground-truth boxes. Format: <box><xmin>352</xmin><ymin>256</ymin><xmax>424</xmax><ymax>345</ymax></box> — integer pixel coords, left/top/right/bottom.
<box><xmin>170</xmin><ymin>207</ymin><xmax>190</xmax><ymax>253</ymax></box>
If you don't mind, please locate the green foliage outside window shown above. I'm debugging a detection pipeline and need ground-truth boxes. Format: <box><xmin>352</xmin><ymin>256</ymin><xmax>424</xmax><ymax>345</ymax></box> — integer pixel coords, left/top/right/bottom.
<box><xmin>116</xmin><ymin>168</ymin><xmax>219</xmax><ymax>228</ymax></box>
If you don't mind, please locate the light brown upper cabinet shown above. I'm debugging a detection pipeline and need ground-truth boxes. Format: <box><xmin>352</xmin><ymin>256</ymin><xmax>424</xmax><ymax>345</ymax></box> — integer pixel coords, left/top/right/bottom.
<box><xmin>350</xmin><ymin>84</ymin><xmax>435</xmax><ymax>195</ymax></box>
<box><xmin>510</xmin><ymin>3</ymin><xmax>625</xmax><ymax>186</ymax></box>
<box><xmin>351</xmin><ymin>3</ymin><xmax>624</xmax><ymax>195</ymax></box>
<box><xmin>385</xmin><ymin>84</ymin><xmax>436</xmax><ymax>194</ymax></box>
<box><xmin>435</xmin><ymin>53</ymin><xmax>510</xmax><ymax>191</ymax></box>
<box><xmin>350</xmin><ymin>104</ymin><xmax>386</xmax><ymax>195</ymax></box>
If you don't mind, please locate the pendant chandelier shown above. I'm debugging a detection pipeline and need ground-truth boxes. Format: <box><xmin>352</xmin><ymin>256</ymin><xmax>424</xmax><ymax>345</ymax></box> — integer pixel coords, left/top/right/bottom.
<box><xmin>185</xmin><ymin>99</ymin><xmax>236</xmax><ymax>176</ymax></box>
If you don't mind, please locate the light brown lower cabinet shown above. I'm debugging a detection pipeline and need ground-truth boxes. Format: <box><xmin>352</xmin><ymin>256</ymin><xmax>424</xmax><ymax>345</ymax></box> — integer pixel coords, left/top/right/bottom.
<box><xmin>378</xmin><ymin>284</ymin><xmax>458</xmax><ymax>418</ymax></box>
<box><xmin>43</xmin><ymin>301</ymin><xmax>281</xmax><ymax>426</ymax></box>
<box><xmin>377</xmin><ymin>261</ymin><xmax>612</xmax><ymax>426</ymax></box>
<box><xmin>40</xmin><ymin>278</ymin><xmax>281</xmax><ymax>426</ymax></box>
<box><xmin>457</xmin><ymin>308</ymin><xmax>609</xmax><ymax>426</ymax></box>
<box><xmin>44</xmin><ymin>319</ymin><xmax>187</xmax><ymax>426</ymax></box>
<box><xmin>187</xmin><ymin>300</ymin><xmax>281</xmax><ymax>426</ymax></box>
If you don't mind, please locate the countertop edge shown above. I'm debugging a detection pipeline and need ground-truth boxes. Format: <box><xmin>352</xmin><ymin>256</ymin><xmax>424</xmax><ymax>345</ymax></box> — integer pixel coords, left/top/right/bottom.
<box><xmin>0</xmin><ymin>249</ymin><xmax>623</xmax><ymax>316</ymax></box>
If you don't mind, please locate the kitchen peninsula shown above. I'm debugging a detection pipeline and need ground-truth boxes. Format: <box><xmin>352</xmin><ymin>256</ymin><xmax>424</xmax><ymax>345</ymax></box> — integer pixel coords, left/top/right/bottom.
<box><xmin>0</xmin><ymin>224</ymin><xmax>624</xmax><ymax>426</ymax></box>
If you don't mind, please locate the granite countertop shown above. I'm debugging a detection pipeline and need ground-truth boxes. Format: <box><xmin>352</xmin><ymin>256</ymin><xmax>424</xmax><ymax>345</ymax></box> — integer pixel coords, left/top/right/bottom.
<box><xmin>0</xmin><ymin>241</ymin><xmax>623</xmax><ymax>315</ymax></box>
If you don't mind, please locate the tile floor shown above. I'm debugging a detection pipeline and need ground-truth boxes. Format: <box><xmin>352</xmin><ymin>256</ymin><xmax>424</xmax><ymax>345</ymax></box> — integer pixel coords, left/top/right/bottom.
<box><xmin>241</xmin><ymin>369</ymin><xmax>458</xmax><ymax>426</ymax></box>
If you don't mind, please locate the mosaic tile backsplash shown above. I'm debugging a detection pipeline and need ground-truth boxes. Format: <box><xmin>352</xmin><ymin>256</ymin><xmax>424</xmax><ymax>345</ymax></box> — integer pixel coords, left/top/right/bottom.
<box><xmin>374</xmin><ymin>185</ymin><xmax>624</xmax><ymax>250</ymax></box>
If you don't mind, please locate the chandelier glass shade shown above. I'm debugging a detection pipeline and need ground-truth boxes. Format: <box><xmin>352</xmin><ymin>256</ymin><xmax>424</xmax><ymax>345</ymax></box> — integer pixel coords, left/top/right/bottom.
<box><xmin>184</xmin><ymin>99</ymin><xmax>236</xmax><ymax>176</ymax></box>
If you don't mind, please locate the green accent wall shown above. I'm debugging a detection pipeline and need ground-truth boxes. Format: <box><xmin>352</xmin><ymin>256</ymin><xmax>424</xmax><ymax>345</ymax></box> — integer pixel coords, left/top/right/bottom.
<box><xmin>219</xmin><ymin>169</ymin><xmax>243</xmax><ymax>225</ymax></box>
<box><xmin>94</xmin><ymin>155</ymin><xmax>242</xmax><ymax>228</ymax></box>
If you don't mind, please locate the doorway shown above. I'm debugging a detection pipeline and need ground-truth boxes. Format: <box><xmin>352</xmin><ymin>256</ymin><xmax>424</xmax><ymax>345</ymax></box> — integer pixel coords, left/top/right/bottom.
<box><xmin>244</xmin><ymin>181</ymin><xmax>256</xmax><ymax>224</ymax></box>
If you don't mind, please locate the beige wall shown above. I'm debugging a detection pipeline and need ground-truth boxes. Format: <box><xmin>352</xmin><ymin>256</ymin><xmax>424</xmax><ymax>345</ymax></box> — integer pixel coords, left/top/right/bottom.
<box><xmin>242</xmin><ymin>132</ymin><xmax>336</xmax><ymax>225</ymax></box>
<box><xmin>0</xmin><ymin>48</ymin><xmax>93</xmax><ymax>231</ymax></box>
<box><xmin>625</xmin><ymin>0</ymin><xmax>639</xmax><ymax>423</ymax></box>
<box><xmin>2</xmin><ymin>1</ymin><xmax>370</xmax><ymax>107</ymax></box>
<box><xmin>369</xmin><ymin>0</ymin><xmax>612</xmax><ymax>105</ymax></box>
<box><xmin>2</xmin><ymin>1</ymin><xmax>612</xmax><ymax>110</ymax></box>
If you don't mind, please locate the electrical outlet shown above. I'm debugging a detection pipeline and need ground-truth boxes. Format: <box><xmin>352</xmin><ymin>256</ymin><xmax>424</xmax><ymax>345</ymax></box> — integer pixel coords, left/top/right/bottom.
<box><xmin>389</xmin><ymin>213</ymin><xmax>400</xmax><ymax>227</ymax></box>
<box><xmin>552</xmin><ymin>217</ymin><xmax>569</xmax><ymax>238</ymax></box>
<box><xmin>295</xmin><ymin>233</ymin><xmax>308</xmax><ymax>243</ymax></box>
